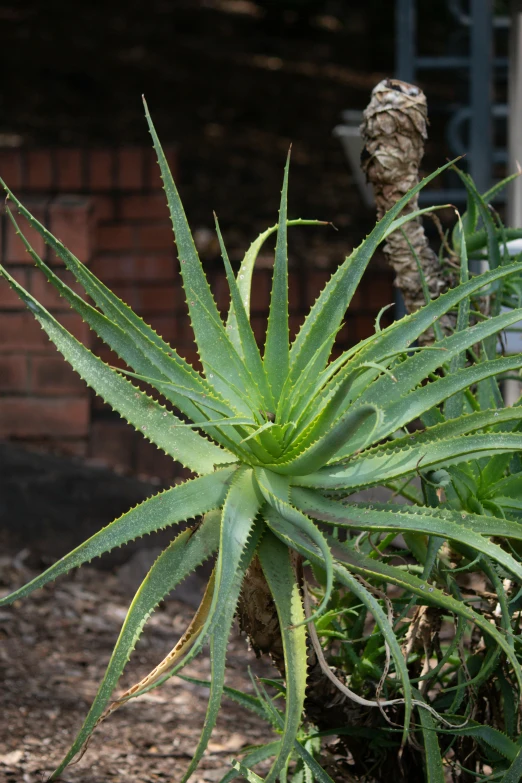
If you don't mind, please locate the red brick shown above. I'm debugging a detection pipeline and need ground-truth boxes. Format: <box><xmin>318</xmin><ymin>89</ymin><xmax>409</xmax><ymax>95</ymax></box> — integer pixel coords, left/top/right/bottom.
<box><xmin>287</xmin><ymin>270</ymin><xmax>301</xmax><ymax>311</ymax></box>
<box><xmin>135</xmin><ymin>436</ymin><xmax>177</xmax><ymax>481</ymax></box>
<box><xmin>0</xmin><ymin>355</ymin><xmax>28</xmax><ymax>392</ymax></box>
<box><xmin>92</xmin><ymin>345</ymin><xmax>127</xmax><ymax>371</ymax></box>
<box><xmin>0</xmin><ymin>312</ymin><xmax>52</xmax><ymax>350</ymax></box>
<box><xmin>90</xmin><ymin>253</ymin><xmax>176</xmax><ymax>282</ymax></box>
<box><xmin>49</xmin><ymin>197</ymin><xmax>93</xmax><ymax>262</ymax></box>
<box><xmin>96</xmin><ymin>224</ymin><xmax>135</xmax><ymax>251</ymax></box>
<box><xmin>120</xmin><ymin>193</ymin><xmax>169</xmax><ymax>221</ymax></box>
<box><xmin>110</xmin><ymin>283</ymin><xmax>178</xmax><ymax>313</ymax></box>
<box><xmin>0</xmin><ymin>311</ymin><xmax>89</xmax><ymax>350</ymax></box>
<box><xmin>30</xmin><ymin>355</ymin><xmax>86</xmax><ymax>395</ymax></box>
<box><xmin>30</xmin><ymin>270</ymin><xmax>86</xmax><ymax>310</ymax></box>
<box><xmin>4</xmin><ymin>202</ymin><xmax>47</xmax><ymax>263</ymax></box>
<box><xmin>92</xmin><ymin>195</ymin><xmax>115</xmax><ymax>222</ymax></box>
<box><xmin>249</xmin><ymin>315</ymin><xmax>267</xmax><ymax>344</ymax></box>
<box><xmin>347</xmin><ymin>284</ymin><xmax>362</xmax><ymax>310</ymax></box>
<box><xmin>0</xmin><ymin>268</ymin><xmax>30</xmax><ymax>308</ymax></box>
<box><xmin>360</xmin><ymin>275</ymin><xmax>393</xmax><ymax>309</ymax></box>
<box><xmin>306</xmin><ymin>270</ymin><xmax>331</xmax><ymax>306</ymax></box>
<box><xmin>289</xmin><ymin>313</ymin><xmax>303</xmax><ymax>342</ymax></box>
<box><xmin>26</xmin><ymin>150</ymin><xmax>53</xmax><ymax>190</ymax></box>
<box><xmin>0</xmin><ymin>397</ymin><xmax>89</xmax><ymax>437</ymax></box>
<box><xmin>89</xmin><ymin>149</ymin><xmax>115</xmax><ymax>190</ymax></box>
<box><xmin>210</xmin><ymin>272</ymin><xmax>230</xmax><ymax>312</ymax></box>
<box><xmin>56</xmin><ymin>149</ymin><xmax>84</xmax><ymax>190</ymax></box>
<box><xmin>89</xmin><ymin>420</ymin><xmax>135</xmax><ymax>472</ymax></box>
<box><xmin>146</xmin><ymin>315</ymin><xmax>178</xmax><ymax>345</ymax></box>
<box><xmin>0</xmin><ymin>149</ymin><xmax>23</xmax><ymax>190</ymax></box>
<box><xmin>165</xmin><ymin>147</ymin><xmax>178</xmax><ymax>181</ymax></box>
<box><xmin>59</xmin><ymin>312</ymin><xmax>91</xmax><ymax>344</ymax></box>
<box><xmin>118</xmin><ymin>148</ymin><xmax>143</xmax><ymax>190</ymax></box>
<box><xmin>354</xmin><ymin>314</ymin><xmax>376</xmax><ymax>341</ymax></box>
<box><xmin>249</xmin><ymin>271</ymin><xmax>271</xmax><ymax>312</ymax></box>
<box><xmin>137</xmin><ymin>223</ymin><xmax>174</xmax><ymax>251</ymax></box>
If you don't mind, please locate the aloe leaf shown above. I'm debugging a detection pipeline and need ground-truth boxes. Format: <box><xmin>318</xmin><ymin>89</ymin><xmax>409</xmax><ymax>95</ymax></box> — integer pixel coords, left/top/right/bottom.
<box><xmin>231</xmin><ymin>760</ymin><xmax>265</xmax><ymax>783</ymax></box>
<box><xmin>327</xmin><ymin>499</ymin><xmax>522</xmax><ymax>541</ymax></box>
<box><xmin>345</xmin><ymin>304</ymin><xmax>522</xmax><ymax>422</ymax></box>
<box><xmin>368</xmin><ymin>407</ymin><xmax>522</xmax><ymax>455</ymax></box>
<box><xmin>111</xmin><ymin>366</ymin><xmax>254</xmax><ymax>457</ymax></box>
<box><xmin>0</xmin><ymin>265</ymin><xmax>229</xmax><ymax>473</ymax></box>
<box><xmin>284</xmin><ymin>362</ymin><xmax>373</xmax><ymax>449</ymax></box>
<box><xmin>304</xmin><ymin>433</ymin><xmax>522</xmax><ymax>489</ymax></box>
<box><xmin>2</xmin><ymin>196</ymin><xmax>216</xmax><ymax>416</ymax></box>
<box><xmin>291</xmin><ymin>489</ymin><xmax>522</xmax><ymax>582</ymax></box>
<box><xmin>49</xmin><ymin>515</ymin><xmax>221</xmax><ymax>778</ymax></box>
<box><xmin>288</xmin><ymin>158</ymin><xmax>458</xmax><ymax>381</ymax></box>
<box><xmin>264</xmin><ymin>153</ymin><xmax>290</xmax><ymax>400</ymax></box>
<box><xmin>189</xmin><ymin>290</ymin><xmax>262</xmax><ymax>414</ymax></box>
<box><xmin>465</xmin><ymin>227</ymin><xmax>522</xmax><ymax>255</ymax></box>
<box><xmin>453</xmin><ymin>167</ymin><xmax>502</xmax><ymax>271</ymax></box>
<box><xmin>227</xmin><ymin>219</ymin><xmax>328</xmax><ymax>333</ymax></box>
<box><xmin>485</xmin><ymin>472</ymin><xmax>522</xmax><ymax>499</ymax></box>
<box><xmin>180</xmin><ymin>521</ymin><xmax>263</xmax><ymax>783</ymax></box>
<box><xmin>0</xmin><ymin>468</ymin><xmax>235</xmax><ymax>607</ymax></box>
<box><xmin>414</xmin><ymin>692</ymin><xmax>445</xmax><ymax>783</ymax></box>
<box><xmin>255</xmin><ymin>468</ymin><xmax>333</xmax><ymax>622</ymax></box>
<box><xmin>214</xmin><ymin>214</ymin><xmax>274</xmax><ymax>408</ymax></box>
<box><xmin>482</xmin><ymin>170</ymin><xmax>522</xmax><ymax>205</ymax></box>
<box><xmin>179</xmin><ymin>674</ymin><xmax>270</xmax><ymax>721</ymax></box>
<box><xmin>384</xmin><ymin>204</ymin><xmax>452</xmax><ymax>240</ymax></box>
<box><xmin>267</xmin><ymin>404</ymin><xmax>380</xmax><ymax>476</ymax></box>
<box><xmin>337</xmin><ymin>353</ymin><xmax>522</xmax><ymax>458</ymax></box>
<box><xmin>257</xmin><ymin>531</ymin><xmax>307</xmax><ymax>783</ymax></box>
<box><xmin>300</xmin><ymin>279</ymin><xmax>522</xmax><ymax>444</ymax></box>
<box><xmin>444</xmin><ymin>216</ymin><xmax>470</xmax><ymax>420</ymax></box>
<box><xmin>451</xmin><ymin>166</ymin><xmax>519</xmax><ymax>250</ymax></box>
<box><xmin>436</xmin><ymin>722</ymin><xmax>518</xmax><ymax>762</ymax></box>
<box><xmin>277</xmin><ymin>325</ymin><xmax>342</xmax><ymax>425</ymax></box>
<box><xmin>346</xmin><ymin>262</ymin><xmax>522</xmax><ymax>381</ymax></box>
<box><xmin>127</xmin><ymin>469</ymin><xmax>262</xmax><ymax>697</ymax></box>
<box><xmin>217</xmin><ymin>743</ymin><xmax>281</xmax><ymax>783</ymax></box>
<box><xmin>109</xmin><ymin>366</ymin><xmax>240</xmax><ymax>417</ymax></box>
<box><xmin>143</xmin><ymin>100</ymin><xmax>255</xmax><ymax>410</ymax></box>
<box><xmin>503</xmin><ymin>746</ymin><xmax>522</xmax><ymax>782</ymax></box>
<box><xmin>4</xmin><ymin>204</ymin><xmax>249</xmax><ymax>454</ymax></box>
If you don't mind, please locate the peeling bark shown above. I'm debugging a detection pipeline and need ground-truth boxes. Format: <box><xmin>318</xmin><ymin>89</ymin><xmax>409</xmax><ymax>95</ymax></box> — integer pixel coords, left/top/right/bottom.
<box><xmin>361</xmin><ymin>79</ymin><xmax>454</xmax><ymax>335</ymax></box>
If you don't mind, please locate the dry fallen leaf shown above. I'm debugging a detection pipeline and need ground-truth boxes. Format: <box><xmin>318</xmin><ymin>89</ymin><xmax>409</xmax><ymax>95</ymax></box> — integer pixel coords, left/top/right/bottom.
<box><xmin>0</xmin><ymin>749</ymin><xmax>23</xmax><ymax>765</ymax></box>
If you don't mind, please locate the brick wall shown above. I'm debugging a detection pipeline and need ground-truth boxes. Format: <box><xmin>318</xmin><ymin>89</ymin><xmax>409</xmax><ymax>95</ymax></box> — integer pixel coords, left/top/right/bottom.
<box><xmin>0</xmin><ymin>145</ymin><xmax>393</xmax><ymax>481</ymax></box>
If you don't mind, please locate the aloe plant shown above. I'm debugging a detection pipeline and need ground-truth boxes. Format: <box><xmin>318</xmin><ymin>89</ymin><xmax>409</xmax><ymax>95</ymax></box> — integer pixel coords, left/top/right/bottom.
<box><xmin>2</xmin><ymin>102</ymin><xmax>522</xmax><ymax>782</ymax></box>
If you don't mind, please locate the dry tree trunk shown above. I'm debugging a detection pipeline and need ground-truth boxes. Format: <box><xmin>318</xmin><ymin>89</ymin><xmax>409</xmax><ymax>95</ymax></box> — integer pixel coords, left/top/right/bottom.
<box><xmin>237</xmin><ymin>556</ymin><xmax>370</xmax><ymax>731</ymax></box>
<box><xmin>360</xmin><ymin>78</ymin><xmax>454</xmax><ymax>335</ymax></box>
